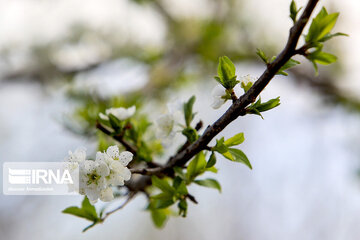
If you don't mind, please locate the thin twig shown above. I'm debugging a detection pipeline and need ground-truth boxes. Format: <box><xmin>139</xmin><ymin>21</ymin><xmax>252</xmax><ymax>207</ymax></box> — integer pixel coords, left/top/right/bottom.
<box><xmin>102</xmin><ymin>192</ymin><xmax>136</xmax><ymax>220</ymax></box>
<box><xmin>96</xmin><ymin>121</ymin><xmax>138</xmax><ymax>155</ymax></box>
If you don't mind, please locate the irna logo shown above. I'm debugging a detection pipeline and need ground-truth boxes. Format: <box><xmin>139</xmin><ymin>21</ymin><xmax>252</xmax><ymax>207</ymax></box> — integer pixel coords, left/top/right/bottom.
<box><xmin>8</xmin><ymin>168</ymin><xmax>73</xmax><ymax>185</ymax></box>
<box><xmin>3</xmin><ymin>162</ymin><xmax>79</xmax><ymax>195</ymax></box>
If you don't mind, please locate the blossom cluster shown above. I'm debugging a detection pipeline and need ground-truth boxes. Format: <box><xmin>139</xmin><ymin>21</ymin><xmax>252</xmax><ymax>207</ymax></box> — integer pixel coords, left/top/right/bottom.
<box><xmin>66</xmin><ymin>145</ymin><xmax>133</xmax><ymax>203</ymax></box>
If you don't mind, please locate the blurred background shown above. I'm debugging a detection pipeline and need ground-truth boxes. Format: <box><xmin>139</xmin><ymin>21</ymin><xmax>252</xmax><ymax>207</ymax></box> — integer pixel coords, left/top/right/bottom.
<box><xmin>1</xmin><ymin>0</ymin><xmax>360</xmax><ymax>239</ymax></box>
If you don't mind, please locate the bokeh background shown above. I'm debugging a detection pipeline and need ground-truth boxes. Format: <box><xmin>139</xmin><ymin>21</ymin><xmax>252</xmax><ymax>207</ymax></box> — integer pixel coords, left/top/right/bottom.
<box><xmin>1</xmin><ymin>0</ymin><xmax>360</xmax><ymax>239</ymax></box>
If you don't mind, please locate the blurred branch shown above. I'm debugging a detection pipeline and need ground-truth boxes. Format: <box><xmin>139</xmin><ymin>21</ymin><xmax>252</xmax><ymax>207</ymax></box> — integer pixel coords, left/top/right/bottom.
<box><xmin>290</xmin><ymin>68</ymin><xmax>360</xmax><ymax>111</ymax></box>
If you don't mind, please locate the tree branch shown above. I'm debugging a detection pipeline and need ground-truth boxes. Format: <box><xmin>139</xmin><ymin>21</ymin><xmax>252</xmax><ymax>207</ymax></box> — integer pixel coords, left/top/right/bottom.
<box><xmin>131</xmin><ymin>0</ymin><xmax>320</xmax><ymax>176</ymax></box>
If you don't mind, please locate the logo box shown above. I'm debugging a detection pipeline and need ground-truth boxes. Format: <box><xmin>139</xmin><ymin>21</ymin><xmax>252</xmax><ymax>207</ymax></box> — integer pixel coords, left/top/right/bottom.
<box><xmin>3</xmin><ymin>162</ymin><xmax>79</xmax><ymax>195</ymax></box>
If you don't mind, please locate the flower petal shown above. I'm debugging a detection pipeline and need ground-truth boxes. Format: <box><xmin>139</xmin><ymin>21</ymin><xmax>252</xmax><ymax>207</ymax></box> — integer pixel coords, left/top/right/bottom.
<box><xmin>118</xmin><ymin>151</ymin><xmax>133</xmax><ymax>166</ymax></box>
<box><xmin>100</xmin><ymin>187</ymin><xmax>114</xmax><ymax>202</ymax></box>
<box><xmin>106</xmin><ymin>145</ymin><xmax>120</xmax><ymax>160</ymax></box>
<box><xmin>96</xmin><ymin>161</ymin><xmax>110</xmax><ymax>176</ymax></box>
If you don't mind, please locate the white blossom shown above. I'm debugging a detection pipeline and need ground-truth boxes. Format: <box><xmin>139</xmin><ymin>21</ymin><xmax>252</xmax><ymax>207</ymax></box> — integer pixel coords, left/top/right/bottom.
<box><xmin>66</xmin><ymin>147</ymin><xmax>86</xmax><ymax>163</ymax></box>
<box><xmin>156</xmin><ymin>100</ymin><xmax>183</xmax><ymax>143</ymax></box>
<box><xmin>99</xmin><ymin>106</ymin><xmax>136</xmax><ymax>121</ymax></box>
<box><xmin>96</xmin><ymin>146</ymin><xmax>132</xmax><ymax>187</ymax></box>
<box><xmin>156</xmin><ymin>113</ymin><xmax>176</xmax><ymax>139</ymax></box>
<box><xmin>66</xmin><ymin>145</ymin><xmax>133</xmax><ymax>203</ymax></box>
<box><xmin>79</xmin><ymin>159</ymin><xmax>110</xmax><ymax>203</ymax></box>
<box><xmin>211</xmin><ymin>84</ymin><xmax>228</xmax><ymax>109</ymax></box>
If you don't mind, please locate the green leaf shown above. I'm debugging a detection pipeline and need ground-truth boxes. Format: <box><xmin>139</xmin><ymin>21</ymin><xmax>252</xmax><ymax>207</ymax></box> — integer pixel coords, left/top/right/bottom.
<box><xmin>108</xmin><ymin>114</ymin><xmax>121</xmax><ymax>132</ymax></box>
<box><xmin>62</xmin><ymin>207</ymin><xmax>94</xmax><ymax>221</ymax></box>
<box><xmin>277</xmin><ymin>58</ymin><xmax>300</xmax><ymax>76</ymax></box>
<box><xmin>152</xmin><ymin>198</ymin><xmax>175</xmax><ymax>209</ymax></box>
<box><xmin>306</xmin><ymin>8</ymin><xmax>339</xmax><ymax>43</ymax></box>
<box><xmin>151</xmin><ymin>209</ymin><xmax>168</xmax><ymax>228</ymax></box>
<box><xmin>218</xmin><ymin>56</ymin><xmax>236</xmax><ymax>82</ymax></box>
<box><xmin>62</xmin><ymin>197</ymin><xmax>98</xmax><ymax>222</ymax></box>
<box><xmin>212</xmin><ymin>137</ymin><xmax>228</xmax><ymax>154</ymax></box>
<box><xmin>255</xmin><ymin>97</ymin><xmax>281</xmax><ymax>112</ymax></box>
<box><xmin>224</xmin><ymin>133</ymin><xmax>245</xmax><ymax>147</ymax></box>
<box><xmin>311</xmin><ymin>60</ymin><xmax>319</xmax><ymax>75</ymax></box>
<box><xmin>215</xmin><ymin>56</ymin><xmax>239</xmax><ymax>89</ymax></box>
<box><xmin>178</xmin><ymin>199</ymin><xmax>188</xmax><ymax>217</ymax></box>
<box><xmin>183</xmin><ymin>96</ymin><xmax>196</xmax><ymax>127</ymax></box>
<box><xmin>206</xmin><ymin>152</ymin><xmax>217</xmax><ymax>168</ymax></box>
<box><xmin>206</xmin><ymin>166</ymin><xmax>218</xmax><ymax>173</ymax></box>
<box><xmin>172</xmin><ymin>176</ymin><xmax>182</xmax><ymax>189</ymax></box>
<box><xmin>186</xmin><ymin>151</ymin><xmax>207</xmax><ymax>182</ymax></box>
<box><xmin>151</xmin><ymin>176</ymin><xmax>175</xmax><ymax>194</ymax></box>
<box><xmin>308</xmin><ymin>51</ymin><xmax>337</xmax><ymax>65</ymax></box>
<box><xmin>182</xmin><ymin>127</ymin><xmax>198</xmax><ymax>143</ymax></box>
<box><xmin>290</xmin><ymin>0</ymin><xmax>298</xmax><ymax>23</ymax></box>
<box><xmin>318</xmin><ymin>32</ymin><xmax>348</xmax><ymax>42</ymax></box>
<box><xmin>173</xmin><ymin>166</ymin><xmax>186</xmax><ymax>180</ymax></box>
<box><xmin>227</xmin><ymin>148</ymin><xmax>252</xmax><ymax>169</ymax></box>
<box><xmin>81</xmin><ymin>196</ymin><xmax>98</xmax><ymax>219</ymax></box>
<box><xmin>289</xmin><ymin>0</ymin><xmax>302</xmax><ymax>23</ymax></box>
<box><xmin>175</xmin><ymin>180</ymin><xmax>188</xmax><ymax>195</ymax></box>
<box><xmin>194</xmin><ymin>178</ymin><xmax>222</xmax><ymax>192</ymax></box>
<box><xmin>256</xmin><ymin>48</ymin><xmax>269</xmax><ymax>64</ymax></box>
<box><xmin>247</xmin><ymin>97</ymin><xmax>280</xmax><ymax>119</ymax></box>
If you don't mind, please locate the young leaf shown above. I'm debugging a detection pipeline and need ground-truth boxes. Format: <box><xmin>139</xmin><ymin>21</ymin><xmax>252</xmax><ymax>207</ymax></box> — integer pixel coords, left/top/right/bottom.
<box><xmin>290</xmin><ymin>0</ymin><xmax>298</xmax><ymax>23</ymax></box>
<box><xmin>306</xmin><ymin>8</ymin><xmax>339</xmax><ymax>43</ymax></box>
<box><xmin>218</xmin><ymin>56</ymin><xmax>236</xmax><ymax>82</ymax></box>
<box><xmin>247</xmin><ymin>97</ymin><xmax>280</xmax><ymax>119</ymax></box>
<box><xmin>227</xmin><ymin>148</ymin><xmax>252</xmax><ymax>169</ymax></box>
<box><xmin>151</xmin><ymin>209</ymin><xmax>168</xmax><ymax>228</ymax></box>
<box><xmin>178</xmin><ymin>199</ymin><xmax>188</xmax><ymax>217</ymax></box>
<box><xmin>277</xmin><ymin>59</ymin><xmax>300</xmax><ymax>76</ymax></box>
<box><xmin>212</xmin><ymin>137</ymin><xmax>228</xmax><ymax>154</ymax></box>
<box><xmin>173</xmin><ymin>176</ymin><xmax>182</xmax><ymax>189</ymax></box>
<box><xmin>194</xmin><ymin>178</ymin><xmax>222</xmax><ymax>192</ymax></box>
<box><xmin>81</xmin><ymin>196</ymin><xmax>98</xmax><ymax>219</ymax></box>
<box><xmin>256</xmin><ymin>48</ymin><xmax>269</xmax><ymax>64</ymax></box>
<box><xmin>224</xmin><ymin>133</ymin><xmax>245</xmax><ymax>147</ymax></box>
<box><xmin>183</xmin><ymin>96</ymin><xmax>196</xmax><ymax>127</ymax></box>
<box><xmin>151</xmin><ymin>176</ymin><xmax>175</xmax><ymax>194</ymax></box>
<box><xmin>175</xmin><ymin>180</ymin><xmax>188</xmax><ymax>195</ymax></box>
<box><xmin>62</xmin><ymin>197</ymin><xmax>98</xmax><ymax>222</ymax></box>
<box><xmin>308</xmin><ymin>51</ymin><xmax>337</xmax><ymax>65</ymax></box>
<box><xmin>255</xmin><ymin>97</ymin><xmax>281</xmax><ymax>112</ymax></box>
<box><xmin>108</xmin><ymin>114</ymin><xmax>121</xmax><ymax>132</ymax></box>
<box><xmin>62</xmin><ymin>207</ymin><xmax>95</xmax><ymax>221</ymax></box>
<box><xmin>182</xmin><ymin>127</ymin><xmax>198</xmax><ymax>143</ymax></box>
<box><xmin>206</xmin><ymin>152</ymin><xmax>217</xmax><ymax>168</ymax></box>
<box><xmin>318</xmin><ymin>32</ymin><xmax>348</xmax><ymax>42</ymax></box>
<box><xmin>215</xmin><ymin>56</ymin><xmax>239</xmax><ymax>89</ymax></box>
<box><xmin>152</xmin><ymin>198</ymin><xmax>175</xmax><ymax>209</ymax></box>
<box><xmin>186</xmin><ymin>151</ymin><xmax>207</xmax><ymax>182</ymax></box>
